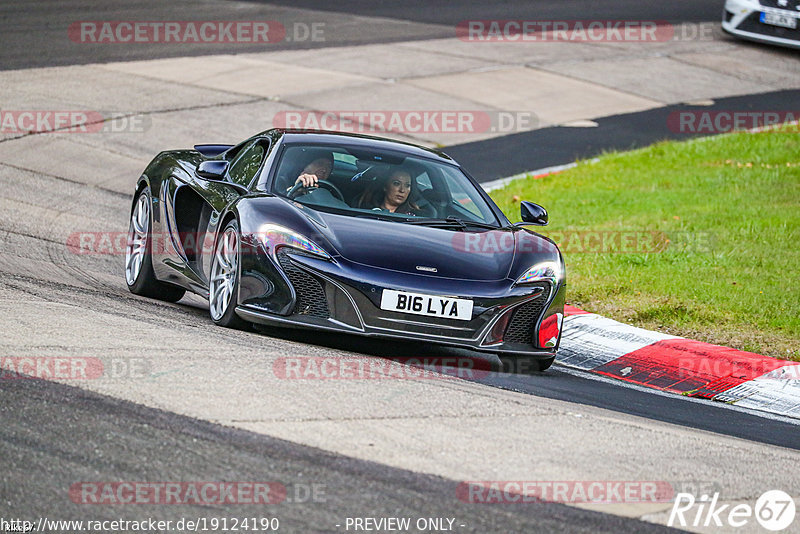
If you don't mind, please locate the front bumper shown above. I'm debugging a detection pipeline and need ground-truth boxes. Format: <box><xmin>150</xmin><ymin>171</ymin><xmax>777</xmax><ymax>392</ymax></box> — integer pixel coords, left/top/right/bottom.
<box><xmin>723</xmin><ymin>0</ymin><xmax>800</xmax><ymax>49</ymax></box>
<box><xmin>236</xmin><ymin>251</ymin><xmax>564</xmax><ymax>359</ymax></box>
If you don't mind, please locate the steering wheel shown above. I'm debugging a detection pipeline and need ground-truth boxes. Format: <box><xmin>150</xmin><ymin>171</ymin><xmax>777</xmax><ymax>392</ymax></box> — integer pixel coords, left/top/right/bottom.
<box><xmin>287</xmin><ymin>179</ymin><xmax>345</xmax><ymax>202</ymax></box>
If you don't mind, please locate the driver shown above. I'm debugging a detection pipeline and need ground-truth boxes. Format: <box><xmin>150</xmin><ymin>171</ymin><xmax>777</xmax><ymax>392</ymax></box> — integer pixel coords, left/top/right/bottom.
<box><xmin>291</xmin><ymin>150</ymin><xmax>333</xmax><ymax>190</ymax></box>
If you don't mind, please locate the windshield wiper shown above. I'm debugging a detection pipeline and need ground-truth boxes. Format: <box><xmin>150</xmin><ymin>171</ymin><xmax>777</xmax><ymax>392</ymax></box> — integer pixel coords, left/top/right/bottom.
<box><xmin>404</xmin><ymin>216</ymin><xmax>500</xmax><ymax>230</ymax></box>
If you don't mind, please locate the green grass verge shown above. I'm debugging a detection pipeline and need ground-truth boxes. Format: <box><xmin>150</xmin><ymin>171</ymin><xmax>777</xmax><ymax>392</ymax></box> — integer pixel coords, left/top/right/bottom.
<box><xmin>490</xmin><ymin>127</ymin><xmax>800</xmax><ymax>361</ymax></box>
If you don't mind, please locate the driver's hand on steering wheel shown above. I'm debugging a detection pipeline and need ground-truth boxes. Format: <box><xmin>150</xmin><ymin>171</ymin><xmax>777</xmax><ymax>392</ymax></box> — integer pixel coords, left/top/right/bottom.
<box><xmin>295</xmin><ymin>173</ymin><xmax>320</xmax><ymax>188</ymax></box>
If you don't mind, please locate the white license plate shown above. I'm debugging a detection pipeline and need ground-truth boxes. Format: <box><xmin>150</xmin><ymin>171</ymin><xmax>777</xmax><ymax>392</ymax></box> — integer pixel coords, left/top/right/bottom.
<box><xmin>761</xmin><ymin>12</ymin><xmax>797</xmax><ymax>29</ymax></box>
<box><xmin>380</xmin><ymin>290</ymin><xmax>473</xmax><ymax>321</ymax></box>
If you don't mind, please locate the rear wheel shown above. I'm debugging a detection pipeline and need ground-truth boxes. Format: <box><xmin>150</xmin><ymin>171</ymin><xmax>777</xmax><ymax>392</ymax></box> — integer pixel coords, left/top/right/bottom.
<box><xmin>209</xmin><ymin>219</ymin><xmax>249</xmax><ymax>329</ymax></box>
<box><xmin>125</xmin><ymin>189</ymin><xmax>186</xmax><ymax>302</ymax></box>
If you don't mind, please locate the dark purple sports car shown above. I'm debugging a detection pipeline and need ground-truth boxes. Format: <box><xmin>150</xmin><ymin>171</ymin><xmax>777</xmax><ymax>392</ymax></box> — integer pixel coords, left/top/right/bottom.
<box><xmin>125</xmin><ymin>130</ymin><xmax>565</xmax><ymax>371</ymax></box>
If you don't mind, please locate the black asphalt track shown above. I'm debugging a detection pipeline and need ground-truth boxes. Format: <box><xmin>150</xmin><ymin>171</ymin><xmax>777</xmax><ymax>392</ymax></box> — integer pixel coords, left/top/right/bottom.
<box><xmin>0</xmin><ymin>376</ymin><xmax>681</xmax><ymax>533</ymax></box>
<box><xmin>447</xmin><ymin>88</ymin><xmax>800</xmax><ymax>183</ymax></box>
<box><xmin>1</xmin><ymin>0</ymin><xmax>724</xmax><ymax>70</ymax></box>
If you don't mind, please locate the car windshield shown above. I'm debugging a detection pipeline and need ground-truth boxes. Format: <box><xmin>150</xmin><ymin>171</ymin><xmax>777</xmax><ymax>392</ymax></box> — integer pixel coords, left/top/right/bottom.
<box><xmin>271</xmin><ymin>144</ymin><xmax>500</xmax><ymax>227</ymax></box>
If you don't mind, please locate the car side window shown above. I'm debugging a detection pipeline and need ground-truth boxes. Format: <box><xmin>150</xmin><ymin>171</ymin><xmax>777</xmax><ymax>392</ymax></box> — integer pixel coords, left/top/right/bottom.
<box><xmin>228</xmin><ymin>140</ymin><xmax>268</xmax><ymax>187</ymax></box>
<box><xmin>415</xmin><ymin>172</ymin><xmax>432</xmax><ymax>192</ymax></box>
<box><xmin>443</xmin><ymin>171</ymin><xmax>490</xmax><ymax>220</ymax></box>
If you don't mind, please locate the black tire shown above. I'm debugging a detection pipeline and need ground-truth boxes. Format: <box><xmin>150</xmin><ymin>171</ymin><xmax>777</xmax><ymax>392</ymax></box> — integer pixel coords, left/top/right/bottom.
<box><xmin>208</xmin><ymin>219</ymin><xmax>250</xmax><ymax>330</ymax></box>
<box><xmin>125</xmin><ymin>188</ymin><xmax>186</xmax><ymax>303</ymax></box>
<box><xmin>498</xmin><ymin>354</ymin><xmax>555</xmax><ymax>374</ymax></box>
<box><xmin>536</xmin><ymin>356</ymin><xmax>555</xmax><ymax>372</ymax></box>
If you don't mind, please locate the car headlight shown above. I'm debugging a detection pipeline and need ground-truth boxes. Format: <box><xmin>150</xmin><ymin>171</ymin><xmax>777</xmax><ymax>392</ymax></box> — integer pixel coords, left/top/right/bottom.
<box><xmin>515</xmin><ymin>260</ymin><xmax>564</xmax><ymax>286</ymax></box>
<box><xmin>259</xmin><ymin>224</ymin><xmax>331</xmax><ymax>261</ymax></box>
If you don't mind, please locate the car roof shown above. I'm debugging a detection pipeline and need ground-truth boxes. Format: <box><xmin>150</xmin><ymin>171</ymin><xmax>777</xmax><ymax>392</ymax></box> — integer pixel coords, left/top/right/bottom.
<box><xmin>262</xmin><ymin>129</ymin><xmax>457</xmax><ymax>165</ymax></box>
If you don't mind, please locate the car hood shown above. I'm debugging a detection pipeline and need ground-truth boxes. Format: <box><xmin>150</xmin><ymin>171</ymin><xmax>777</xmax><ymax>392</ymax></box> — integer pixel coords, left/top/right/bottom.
<box><xmin>308</xmin><ymin>211</ymin><xmax>529</xmax><ymax>281</ymax></box>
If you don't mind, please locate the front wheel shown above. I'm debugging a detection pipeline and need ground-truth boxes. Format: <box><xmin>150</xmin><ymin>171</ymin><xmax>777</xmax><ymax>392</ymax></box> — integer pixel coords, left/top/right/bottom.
<box><xmin>208</xmin><ymin>219</ymin><xmax>249</xmax><ymax>329</ymax></box>
<box><xmin>125</xmin><ymin>189</ymin><xmax>186</xmax><ymax>302</ymax></box>
<box><xmin>498</xmin><ymin>354</ymin><xmax>555</xmax><ymax>374</ymax></box>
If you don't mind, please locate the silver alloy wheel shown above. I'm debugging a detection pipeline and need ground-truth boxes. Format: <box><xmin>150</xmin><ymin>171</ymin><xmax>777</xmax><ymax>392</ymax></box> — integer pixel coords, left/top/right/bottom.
<box><xmin>125</xmin><ymin>193</ymin><xmax>149</xmax><ymax>286</ymax></box>
<box><xmin>209</xmin><ymin>226</ymin><xmax>239</xmax><ymax>321</ymax></box>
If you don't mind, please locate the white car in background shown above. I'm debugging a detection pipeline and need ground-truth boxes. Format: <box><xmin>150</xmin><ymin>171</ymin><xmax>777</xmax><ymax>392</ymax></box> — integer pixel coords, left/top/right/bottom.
<box><xmin>723</xmin><ymin>0</ymin><xmax>800</xmax><ymax>49</ymax></box>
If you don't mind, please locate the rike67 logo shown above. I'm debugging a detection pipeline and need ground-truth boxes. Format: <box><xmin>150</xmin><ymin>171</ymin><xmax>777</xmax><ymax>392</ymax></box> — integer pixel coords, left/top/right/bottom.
<box><xmin>669</xmin><ymin>490</ymin><xmax>796</xmax><ymax>531</ymax></box>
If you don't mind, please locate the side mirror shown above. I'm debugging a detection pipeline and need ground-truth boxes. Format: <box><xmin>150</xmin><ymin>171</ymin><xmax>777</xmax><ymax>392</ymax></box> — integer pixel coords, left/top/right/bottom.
<box><xmin>196</xmin><ymin>160</ymin><xmax>228</xmax><ymax>181</ymax></box>
<box><xmin>520</xmin><ymin>201</ymin><xmax>548</xmax><ymax>226</ymax></box>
